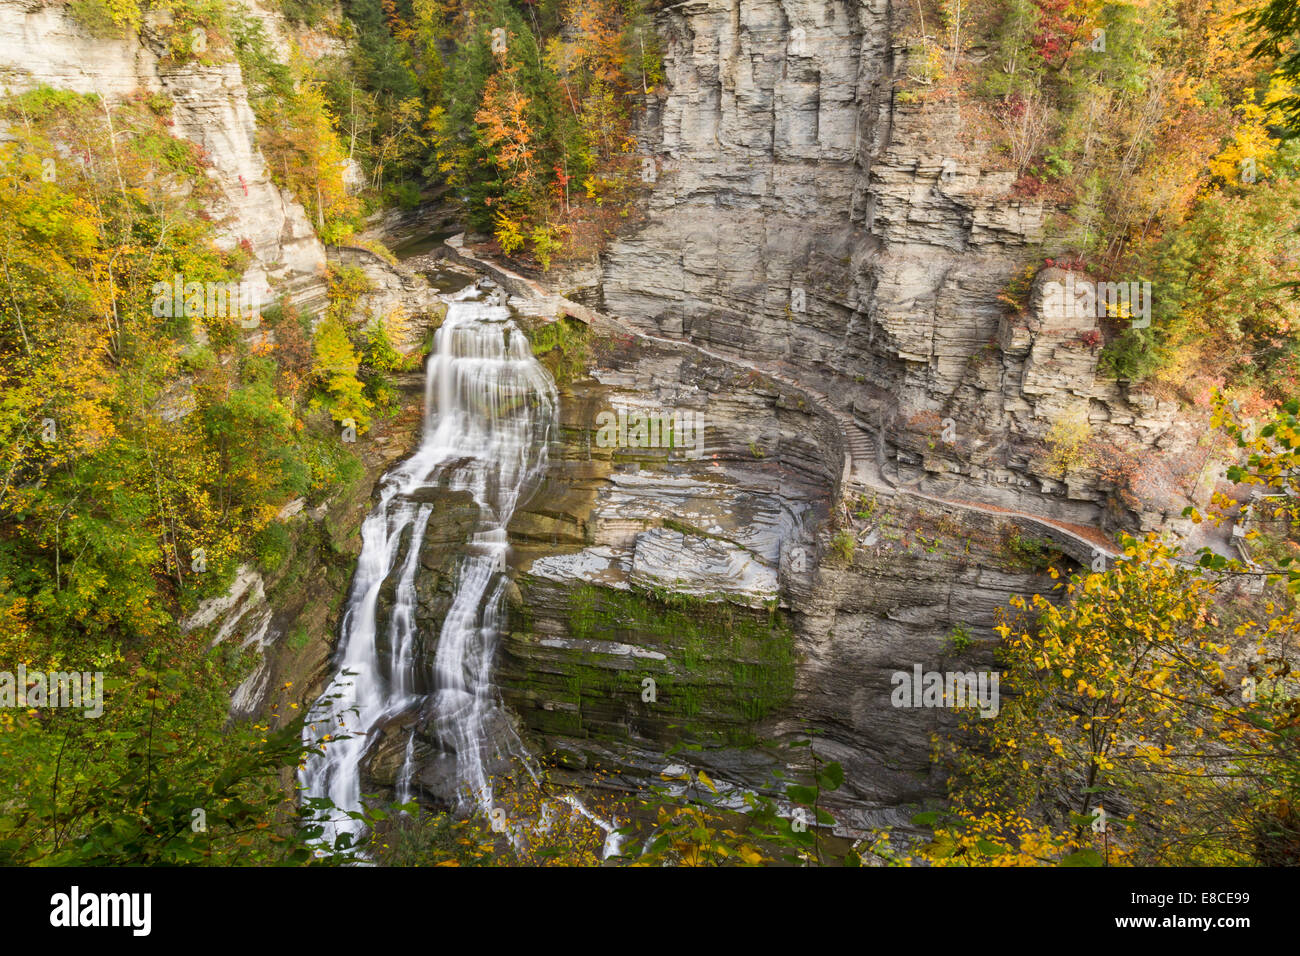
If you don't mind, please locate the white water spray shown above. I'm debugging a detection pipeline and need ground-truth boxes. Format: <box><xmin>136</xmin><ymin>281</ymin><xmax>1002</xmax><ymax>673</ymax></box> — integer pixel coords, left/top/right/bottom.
<box><xmin>301</xmin><ymin>287</ymin><xmax>557</xmax><ymax>848</ymax></box>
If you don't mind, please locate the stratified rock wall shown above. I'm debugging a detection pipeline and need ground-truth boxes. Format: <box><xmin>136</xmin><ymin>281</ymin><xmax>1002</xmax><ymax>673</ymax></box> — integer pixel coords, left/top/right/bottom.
<box><xmin>603</xmin><ymin>0</ymin><xmax>1036</xmax><ymax>407</ymax></box>
<box><xmin>578</xmin><ymin>0</ymin><xmax>1217</xmax><ymax>825</ymax></box>
<box><xmin>0</xmin><ymin>0</ymin><xmax>326</xmax><ymax>313</ymax></box>
<box><xmin>601</xmin><ymin>0</ymin><xmax>1203</xmax><ymax>532</ymax></box>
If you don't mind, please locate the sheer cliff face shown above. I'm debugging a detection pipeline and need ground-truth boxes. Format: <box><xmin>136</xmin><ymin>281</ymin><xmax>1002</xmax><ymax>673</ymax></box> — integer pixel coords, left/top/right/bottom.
<box><xmin>574</xmin><ymin>1</ymin><xmax>1206</xmax><ymax>819</ymax></box>
<box><xmin>602</xmin><ymin>0</ymin><xmax>1043</xmax><ymax>413</ymax></box>
<box><xmin>0</xmin><ymin>0</ymin><xmax>326</xmax><ymax>309</ymax></box>
<box><xmin>600</xmin><ymin>0</ymin><xmax>1205</xmax><ymax>531</ymax></box>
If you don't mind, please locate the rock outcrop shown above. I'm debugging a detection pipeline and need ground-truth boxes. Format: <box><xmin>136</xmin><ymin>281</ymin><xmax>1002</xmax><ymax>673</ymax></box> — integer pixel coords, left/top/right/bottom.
<box><xmin>599</xmin><ymin>0</ymin><xmax>1207</xmax><ymax>535</ymax></box>
<box><xmin>326</xmin><ymin>245</ymin><xmax>447</xmax><ymax>349</ymax></box>
<box><xmin>482</xmin><ymin>287</ymin><xmax>1065</xmax><ymax>830</ymax></box>
<box><xmin>0</xmin><ymin>0</ymin><xmax>327</xmax><ymax>314</ymax></box>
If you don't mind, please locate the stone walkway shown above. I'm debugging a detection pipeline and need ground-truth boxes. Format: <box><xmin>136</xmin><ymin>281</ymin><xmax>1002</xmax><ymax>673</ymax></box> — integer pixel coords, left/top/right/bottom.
<box><xmin>602</xmin><ymin>315</ymin><xmax>1123</xmax><ymax>564</ymax></box>
<box><xmin>443</xmin><ymin>239</ymin><xmax>1224</xmax><ymax>567</ymax></box>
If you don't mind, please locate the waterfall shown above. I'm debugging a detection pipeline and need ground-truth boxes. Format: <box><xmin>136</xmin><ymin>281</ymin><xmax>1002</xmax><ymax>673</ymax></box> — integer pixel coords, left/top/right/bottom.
<box><xmin>300</xmin><ymin>287</ymin><xmax>558</xmax><ymax>849</ymax></box>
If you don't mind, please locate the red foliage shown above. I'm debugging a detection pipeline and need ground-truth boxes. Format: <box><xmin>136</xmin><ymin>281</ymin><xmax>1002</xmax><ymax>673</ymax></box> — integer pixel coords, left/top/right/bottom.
<box><xmin>1011</xmin><ymin>172</ymin><xmax>1049</xmax><ymax>197</ymax></box>
<box><xmin>1032</xmin><ymin>0</ymin><xmax>1085</xmax><ymax>66</ymax></box>
<box><xmin>1044</xmin><ymin>254</ymin><xmax>1090</xmax><ymax>272</ymax></box>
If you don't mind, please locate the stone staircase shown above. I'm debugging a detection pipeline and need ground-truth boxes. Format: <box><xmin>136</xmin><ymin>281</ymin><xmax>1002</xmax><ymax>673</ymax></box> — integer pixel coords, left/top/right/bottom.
<box><xmin>839</xmin><ymin>419</ymin><xmax>879</xmax><ymax>483</ymax></box>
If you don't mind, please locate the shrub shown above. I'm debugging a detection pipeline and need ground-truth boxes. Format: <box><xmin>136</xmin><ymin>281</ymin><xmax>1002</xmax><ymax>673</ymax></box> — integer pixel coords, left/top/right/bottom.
<box><xmin>946</xmin><ymin>623</ymin><xmax>974</xmax><ymax>653</ymax></box>
<box><xmin>253</xmin><ymin>521</ymin><xmax>292</xmax><ymax>573</ymax></box>
<box><xmin>1045</xmin><ymin>408</ymin><xmax>1092</xmax><ymax>474</ymax></box>
<box><xmin>831</xmin><ymin>529</ymin><xmax>856</xmax><ymax>564</ymax></box>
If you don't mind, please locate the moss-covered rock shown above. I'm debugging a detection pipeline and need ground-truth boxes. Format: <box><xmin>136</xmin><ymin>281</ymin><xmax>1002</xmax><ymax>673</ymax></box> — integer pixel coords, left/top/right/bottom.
<box><xmin>499</xmin><ymin>577</ymin><xmax>796</xmax><ymax>754</ymax></box>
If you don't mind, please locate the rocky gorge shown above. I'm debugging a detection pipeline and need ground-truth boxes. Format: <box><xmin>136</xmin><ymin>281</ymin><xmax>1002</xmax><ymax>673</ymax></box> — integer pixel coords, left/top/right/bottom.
<box><xmin>0</xmin><ymin>0</ymin><xmax>1258</xmax><ymax>849</ymax></box>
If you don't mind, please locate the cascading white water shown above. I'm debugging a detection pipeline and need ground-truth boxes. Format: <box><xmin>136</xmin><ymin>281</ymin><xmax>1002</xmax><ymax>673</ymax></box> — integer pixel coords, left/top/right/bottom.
<box><xmin>300</xmin><ymin>287</ymin><xmax>557</xmax><ymax>848</ymax></box>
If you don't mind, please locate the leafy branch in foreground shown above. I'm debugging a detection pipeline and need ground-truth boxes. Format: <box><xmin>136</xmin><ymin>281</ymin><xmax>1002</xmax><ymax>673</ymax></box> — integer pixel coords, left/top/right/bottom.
<box><xmin>919</xmin><ymin>532</ymin><xmax>1299</xmax><ymax>866</ymax></box>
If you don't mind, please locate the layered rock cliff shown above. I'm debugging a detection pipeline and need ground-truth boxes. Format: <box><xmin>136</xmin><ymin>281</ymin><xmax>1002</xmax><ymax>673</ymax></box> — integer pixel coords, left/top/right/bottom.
<box><xmin>501</xmin><ymin>0</ymin><xmax>1224</xmax><ymax>827</ymax></box>
<box><xmin>0</xmin><ymin>0</ymin><xmax>326</xmax><ymax>313</ymax></box>
<box><xmin>2</xmin><ymin>0</ymin><xmax>1236</xmax><ymax>839</ymax></box>
<box><xmin>600</xmin><ymin>0</ymin><xmax>1204</xmax><ymax>535</ymax></box>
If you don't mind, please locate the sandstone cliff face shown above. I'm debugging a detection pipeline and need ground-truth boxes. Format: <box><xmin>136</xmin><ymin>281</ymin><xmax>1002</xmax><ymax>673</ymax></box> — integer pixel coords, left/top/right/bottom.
<box><xmin>326</xmin><ymin>245</ymin><xmax>448</xmax><ymax>351</ymax></box>
<box><xmin>498</xmin><ymin>318</ymin><xmax>832</xmax><ymax>784</ymax></box>
<box><xmin>602</xmin><ymin>0</ymin><xmax>1026</xmax><ymax>402</ymax></box>
<box><xmin>602</xmin><ymin>0</ymin><xmax>884</xmax><ymax>369</ymax></box>
<box><xmin>561</xmin><ymin>0</ymin><xmax>1220</xmax><ymax>826</ymax></box>
<box><xmin>913</xmin><ymin>266</ymin><xmax>1211</xmax><ymax>534</ymax></box>
<box><xmin>600</xmin><ymin>0</ymin><xmax>1202</xmax><ymax>533</ymax></box>
<box><xmin>412</xmin><ymin>274</ymin><xmax>1059</xmax><ymax>829</ymax></box>
<box><xmin>0</xmin><ymin>0</ymin><xmax>327</xmax><ymax>313</ymax></box>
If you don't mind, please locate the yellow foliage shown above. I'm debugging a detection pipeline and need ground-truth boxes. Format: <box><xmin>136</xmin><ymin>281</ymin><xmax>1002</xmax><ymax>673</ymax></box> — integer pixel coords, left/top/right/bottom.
<box><xmin>926</xmin><ymin>532</ymin><xmax>1300</xmax><ymax>866</ymax></box>
<box><xmin>1206</xmin><ymin>82</ymin><xmax>1287</xmax><ymax>185</ymax></box>
<box><xmin>494</xmin><ymin>212</ymin><xmax>526</xmax><ymax>255</ymax></box>
<box><xmin>1045</xmin><ymin>407</ymin><xmax>1092</xmax><ymax>474</ymax></box>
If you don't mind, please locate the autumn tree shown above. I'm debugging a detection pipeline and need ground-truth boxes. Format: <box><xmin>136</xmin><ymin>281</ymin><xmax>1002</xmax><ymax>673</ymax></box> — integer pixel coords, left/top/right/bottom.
<box><xmin>312</xmin><ymin>317</ymin><xmax>374</xmax><ymax>433</ymax></box>
<box><xmin>427</xmin><ymin>0</ymin><xmax>659</xmax><ymax>266</ymax></box>
<box><xmin>1247</xmin><ymin>0</ymin><xmax>1300</xmax><ymax>138</ymax></box>
<box><xmin>922</xmin><ymin>533</ymin><xmax>1299</xmax><ymax>866</ymax></box>
<box><xmin>0</xmin><ymin>87</ymin><xmax>363</xmax><ymax>865</ymax></box>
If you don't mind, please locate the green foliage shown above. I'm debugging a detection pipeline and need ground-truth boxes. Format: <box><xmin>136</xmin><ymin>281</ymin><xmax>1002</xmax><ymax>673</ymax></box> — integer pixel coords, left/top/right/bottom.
<box><xmin>357</xmin><ymin>316</ymin><xmax>407</xmax><ymax>411</ymax></box>
<box><xmin>974</xmin><ymin>0</ymin><xmax>1040</xmax><ymax>99</ymax></box>
<box><xmin>1001</xmin><ymin>528</ymin><xmax>1058</xmax><ymax>571</ymax></box>
<box><xmin>327</xmin><ymin>264</ymin><xmax>373</xmax><ymax>322</ymax></box>
<box><xmin>347</xmin><ymin>0</ymin><xmax>421</xmax><ymax>100</ymax></box>
<box><xmin>946</xmin><ymin>623</ymin><xmax>975</xmax><ymax>654</ymax></box>
<box><xmin>226</xmin><ymin>10</ymin><xmax>361</xmax><ymax>240</ymax></box>
<box><xmin>831</xmin><ymin>529</ymin><xmax>856</xmax><ymax>564</ymax></box>
<box><xmin>529</xmin><ymin>221</ymin><xmax>564</xmax><ymax>271</ymax></box>
<box><xmin>365</xmin><ymin>749</ymin><xmax>850</xmax><ymax>868</ymax></box>
<box><xmin>199</xmin><ymin>357</ymin><xmax>303</xmax><ymax>514</ymax></box>
<box><xmin>924</xmin><ymin>0</ymin><xmax>1300</xmax><ymax>399</ymax></box>
<box><xmin>68</xmin><ymin>0</ymin><xmax>230</xmax><ymax>62</ymax></box>
<box><xmin>521</xmin><ymin>315</ymin><xmax>591</xmax><ymax>386</ymax></box>
<box><xmin>306</xmin><ymin>266</ymin><xmax>380</xmax><ymax>429</ymax></box>
<box><xmin>252</xmin><ymin>521</ymin><xmax>293</xmax><ymax>573</ymax></box>
<box><xmin>1098</xmin><ymin>323</ymin><xmax>1161</xmax><ymax>382</ymax></box>
<box><xmin>0</xmin><ymin>88</ymin><xmax>385</xmax><ymax>864</ymax></box>
<box><xmin>300</xmin><ymin>423</ymin><xmax>366</xmax><ymax>503</ymax></box>
<box><xmin>1185</xmin><ymin>393</ymin><xmax>1300</xmax><ymax>597</ymax></box>
<box><xmin>0</xmin><ymin>89</ymin><xmax>262</xmax><ymax>637</ymax></box>
<box><xmin>0</xmin><ymin>646</ymin><xmax>326</xmax><ymax>866</ymax></box>
<box><xmin>371</xmin><ymin>810</ymin><xmax>498</xmax><ymax>866</ymax></box>
<box><xmin>947</xmin><ymin>0</ymin><xmax>1286</xmax><ymax>290</ymax></box>
<box><xmin>230</xmin><ymin>7</ymin><xmax>294</xmax><ymax>96</ymax></box>
<box><xmin>545</xmin><ymin>581</ymin><xmax>796</xmax><ymax>744</ymax></box>
<box><xmin>312</xmin><ymin>317</ymin><xmax>374</xmax><ymax>432</ymax></box>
